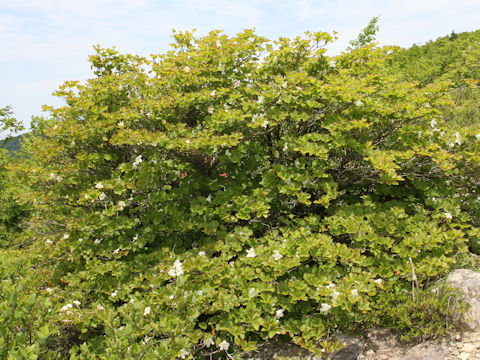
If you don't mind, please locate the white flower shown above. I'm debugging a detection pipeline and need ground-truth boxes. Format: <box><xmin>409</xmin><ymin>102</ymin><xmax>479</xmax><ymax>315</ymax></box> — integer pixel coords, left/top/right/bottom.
<box><xmin>204</xmin><ymin>338</ymin><xmax>215</xmax><ymax>348</ymax></box>
<box><xmin>354</xmin><ymin>100</ymin><xmax>363</xmax><ymax>107</ymax></box>
<box><xmin>330</xmin><ymin>290</ymin><xmax>340</xmax><ymax>299</ymax></box>
<box><xmin>210</xmin><ymin>90</ymin><xmax>216</xmax><ymax>97</ymax></box>
<box><xmin>185</xmin><ymin>139</ymin><xmax>190</xmax><ymax>144</ymax></box>
<box><xmin>246</xmin><ymin>247</ymin><xmax>256</xmax><ymax>258</ymax></box>
<box><xmin>179</xmin><ymin>349</ymin><xmax>189</xmax><ymax>359</ymax></box>
<box><xmin>207</xmin><ymin>107</ymin><xmax>214</xmax><ymax>114</ymax></box>
<box><xmin>281</xmin><ymin>82</ymin><xmax>288</xmax><ymax>89</ymax></box>
<box><xmin>46</xmin><ymin>239</ymin><xmax>53</xmax><ymax>245</ymax></box>
<box><xmin>111</xmin><ymin>290</ymin><xmax>118</xmax><ymax>298</ymax></box>
<box><xmin>283</xmin><ymin>143</ymin><xmax>288</xmax><ymax>152</ymax></box>
<box><xmin>118</xmin><ymin>121</ymin><xmax>125</xmax><ymax>127</ymax></box>
<box><xmin>199</xmin><ymin>251</ymin><xmax>206</xmax><ymax>256</ymax></box>
<box><xmin>218</xmin><ymin>340</ymin><xmax>230</xmax><ymax>351</ymax></box>
<box><xmin>49</xmin><ymin>172</ymin><xmax>56</xmax><ymax>180</ymax></box>
<box><xmin>455</xmin><ymin>132</ymin><xmax>462</xmax><ymax>145</ymax></box>
<box><xmin>257</xmin><ymin>96</ymin><xmax>264</xmax><ymax>104</ymax></box>
<box><xmin>248</xmin><ymin>287</ymin><xmax>257</xmax><ymax>297</ymax></box>
<box><xmin>73</xmin><ymin>300</ymin><xmax>81</xmax><ymax>307</ymax></box>
<box><xmin>233</xmin><ymin>80</ymin><xmax>241</xmax><ymax>88</ymax></box>
<box><xmin>261</xmin><ymin>120</ymin><xmax>269</xmax><ymax>128</ymax></box>
<box><xmin>112</xmin><ymin>248</ymin><xmax>121</xmax><ymax>255</ymax></box>
<box><xmin>99</xmin><ymin>192</ymin><xmax>107</xmax><ymax>201</ymax></box>
<box><xmin>45</xmin><ymin>287</ymin><xmax>53</xmax><ymax>293</ymax></box>
<box><xmin>132</xmin><ymin>234</ymin><xmax>138</xmax><ymax>242</ymax></box>
<box><xmin>96</xmin><ymin>304</ymin><xmax>105</xmax><ymax>311</ymax></box>
<box><xmin>95</xmin><ymin>182</ymin><xmax>104</xmax><ymax>189</ymax></box>
<box><xmin>129</xmin><ymin>298</ymin><xmax>135</xmax><ymax>303</ymax></box>
<box><xmin>272</xmin><ymin>250</ymin><xmax>283</xmax><ymax>261</ymax></box>
<box><xmin>168</xmin><ymin>259</ymin><xmax>184</xmax><ymax>277</ymax></box>
<box><xmin>143</xmin><ymin>306</ymin><xmax>151</xmax><ymax>316</ymax></box>
<box><xmin>118</xmin><ymin>200</ymin><xmax>126</xmax><ymax>210</ymax></box>
<box><xmin>84</xmin><ymin>193</ymin><xmax>89</xmax><ymax>199</ymax></box>
<box><xmin>133</xmin><ymin>155</ymin><xmax>143</xmax><ymax>168</ymax></box>
<box><xmin>183</xmin><ymin>66</ymin><xmax>190</xmax><ymax>72</ymax></box>
<box><xmin>320</xmin><ymin>303</ymin><xmax>331</xmax><ymax>313</ymax></box>
<box><xmin>351</xmin><ymin>289</ymin><xmax>359</xmax><ymax>297</ymax></box>
<box><xmin>374</xmin><ymin>278</ymin><xmax>383</xmax><ymax>284</ymax></box>
<box><xmin>430</xmin><ymin>119</ymin><xmax>437</xmax><ymax>128</ymax></box>
<box><xmin>197</xmin><ymin>290</ymin><xmax>203</xmax><ymax>295</ymax></box>
<box><xmin>64</xmin><ymin>233</ymin><xmax>69</xmax><ymax>239</ymax></box>
<box><xmin>60</xmin><ymin>304</ymin><xmax>73</xmax><ymax>312</ymax></box>
<box><xmin>216</xmin><ymin>40</ymin><xmax>221</xmax><ymax>47</ymax></box>
<box><xmin>476</xmin><ymin>133</ymin><xmax>480</xmax><ymax>140</ymax></box>
<box><xmin>275</xmin><ymin>308</ymin><xmax>285</xmax><ymax>319</ymax></box>
<box><xmin>444</xmin><ymin>212</ymin><xmax>453</xmax><ymax>219</ymax></box>
<box><xmin>94</xmin><ymin>239</ymin><xmax>102</xmax><ymax>244</ymax></box>
<box><xmin>432</xmin><ymin>197</ymin><xmax>437</xmax><ymax>203</ymax></box>
<box><xmin>326</xmin><ymin>283</ymin><xmax>335</xmax><ymax>289</ymax></box>
<box><xmin>329</xmin><ymin>59</ymin><xmax>336</xmax><ymax>67</ymax></box>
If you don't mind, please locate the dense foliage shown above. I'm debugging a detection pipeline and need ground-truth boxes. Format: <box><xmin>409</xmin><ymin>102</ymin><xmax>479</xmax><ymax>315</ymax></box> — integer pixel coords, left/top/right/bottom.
<box><xmin>1</xmin><ymin>26</ymin><xmax>480</xmax><ymax>359</ymax></box>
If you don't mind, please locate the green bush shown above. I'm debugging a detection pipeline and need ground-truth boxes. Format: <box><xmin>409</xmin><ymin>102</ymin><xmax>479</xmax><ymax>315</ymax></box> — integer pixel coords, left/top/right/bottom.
<box><xmin>8</xmin><ymin>29</ymin><xmax>480</xmax><ymax>358</ymax></box>
<box><xmin>0</xmin><ymin>250</ymin><xmax>59</xmax><ymax>359</ymax></box>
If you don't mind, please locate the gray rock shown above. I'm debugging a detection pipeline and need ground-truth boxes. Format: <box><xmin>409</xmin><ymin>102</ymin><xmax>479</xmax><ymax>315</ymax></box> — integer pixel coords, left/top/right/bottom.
<box><xmin>402</xmin><ymin>342</ymin><xmax>449</xmax><ymax>360</ymax></box>
<box><xmin>329</xmin><ymin>333</ymin><xmax>363</xmax><ymax>360</ymax></box>
<box><xmin>446</xmin><ymin>269</ymin><xmax>480</xmax><ymax>331</ymax></box>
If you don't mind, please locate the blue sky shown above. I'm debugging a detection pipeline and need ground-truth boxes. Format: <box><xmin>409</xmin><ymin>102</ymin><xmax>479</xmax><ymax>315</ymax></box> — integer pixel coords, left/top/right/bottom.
<box><xmin>1</xmin><ymin>0</ymin><xmax>480</xmax><ymax>132</ymax></box>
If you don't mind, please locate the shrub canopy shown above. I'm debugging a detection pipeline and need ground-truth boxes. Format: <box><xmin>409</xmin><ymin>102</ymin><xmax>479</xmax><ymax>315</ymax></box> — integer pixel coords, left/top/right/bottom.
<box><xmin>3</xmin><ymin>29</ymin><xmax>480</xmax><ymax>358</ymax></box>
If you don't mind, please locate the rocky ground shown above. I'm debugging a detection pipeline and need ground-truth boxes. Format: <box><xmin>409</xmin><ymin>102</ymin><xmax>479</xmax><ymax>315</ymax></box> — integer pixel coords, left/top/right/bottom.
<box><xmin>359</xmin><ymin>329</ymin><xmax>480</xmax><ymax>360</ymax></box>
<box><xmin>243</xmin><ymin>269</ymin><xmax>480</xmax><ymax>360</ymax></box>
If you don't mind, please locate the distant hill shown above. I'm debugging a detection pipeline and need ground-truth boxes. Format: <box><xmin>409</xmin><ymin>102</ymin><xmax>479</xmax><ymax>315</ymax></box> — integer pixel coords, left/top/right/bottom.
<box><xmin>386</xmin><ymin>29</ymin><xmax>480</xmax><ymax>87</ymax></box>
<box><xmin>0</xmin><ymin>134</ymin><xmax>24</xmax><ymax>154</ymax></box>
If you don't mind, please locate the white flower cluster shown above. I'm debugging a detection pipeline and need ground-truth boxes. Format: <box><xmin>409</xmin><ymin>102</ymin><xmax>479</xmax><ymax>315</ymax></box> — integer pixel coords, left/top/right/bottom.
<box><xmin>60</xmin><ymin>301</ymin><xmax>81</xmax><ymax>315</ymax></box>
<box><xmin>168</xmin><ymin>259</ymin><xmax>184</xmax><ymax>277</ymax></box>
<box><xmin>275</xmin><ymin>308</ymin><xmax>284</xmax><ymax>319</ymax></box>
<box><xmin>218</xmin><ymin>340</ymin><xmax>230</xmax><ymax>351</ymax></box>
<box><xmin>204</xmin><ymin>338</ymin><xmax>215</xmax><ymax>348</ymax></box>
<box><xmin>320</xmin><ymin>303</ymin><xmax>331</xmax><ymax>313</ymax></box>
<box><xmin>49</xmin><ymin>172</ymin><xmax>62</xmax><ymax>182</ymax></box>
<box><xmin>117</xmin><ymin>200</ymin><xmax>126</xmax><ymax>210</ymax></box>
<box><xmin>133</xmin><ymin>155</ymin><xmax>143</xmax><ymax>168</ymax></box>
<box><xmin>272</xmin><ymin>250</ymin><xmax>283</xmax><ymax>261</ymax></box>
<box><xmin>179</xmin><ymin>349</ymin><xmax>189</xmax><ymax>359</ymax></box>
<box><xmin>246</xmin><ymin>247</ymin><xmax>256</xmax><ymax>258</ymax></box>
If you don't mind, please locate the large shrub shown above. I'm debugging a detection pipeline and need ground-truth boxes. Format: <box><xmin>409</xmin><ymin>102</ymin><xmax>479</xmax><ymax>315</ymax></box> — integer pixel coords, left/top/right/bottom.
<box><xmin>15</xmin><ymin>30</ymin><xmax>480</xmax><ymax>358</ymax></box>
